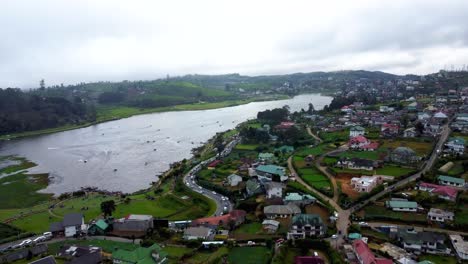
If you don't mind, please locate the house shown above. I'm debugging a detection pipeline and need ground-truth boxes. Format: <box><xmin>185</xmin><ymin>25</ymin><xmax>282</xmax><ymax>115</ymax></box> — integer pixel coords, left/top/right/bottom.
<box><xmin>227</xmin><ymin>174</ymin><xmax>242</xmax><ymax>187</ymax></box>
<box><xmin>192</xmin><ymin>210</ymin><xmax>246</xmax><ymax>228</ymax></box>
<box><xmin>49</xmin><ymin>212</ymin><xmax>85</xmax><ymax>237</ymax></box>
<box><xmin>349</xmin><ymin>135</ymin><xmax>370</xmax><ymax>149</ymax></box>
<box><xmin>418</xmin><ymin>112</ymin><xmax>431</xmax><ymax>121</ymax></box>
<box><xmin>284</xmin><ymin>193</ymin><xmax>316</xmax><ymax>206</ymax></box>
<box><xmin>275</xmin><ymin>145</ymin><xmax>294</xmax><ymax>154</ymax></box>
<box><xmin>353</xmin><ymin>239</ymin><xmax>392</xmax><ymax>264</ymax></box>
<box><xmin>438</xmin><ymin>175</ymin><xmax>466</xmax><ymax>188</ymax></box>
<box><xmin>262</xmin><ymin>219</ymin><xmax>280</xmax><ymax>233</ymax></box>
<box><xmin>0</xmin><ymin>244</ymin><xmax>48</xmax><ymax>263</ymax></box>
<box><xmin>258</xmin><ymin>152</ymin><xmax>275</xmax><ymax>162</ymax></box>
<box><xmin>112</xmin><ymin>214</ymin><xmax>154</xmax><ymax>238</ymax></box>
<box><xmin>351</xmin><ymin>176</ymin><xmax>384</xmax><ymax>193</ymax></box>
<box><xmin>403</xmin><ymin>127</ymin><xmax>417</xmax><ymax>138</ymax></box>
<box><xmin>304</xmin><ymin>155</ymin><xmax>315</xmax><ymax>166</ymax></box>
<box><xmin>418</xmin><ymin>182</ymin><xmax>459</xmax><ymax>201</ymax></box>
<box><xmin>444</xmin><ymin>137</ymin><xmax>465</xmax><ymax>155</ymax></box>
<box><xmin>433</xmin><ymin>111</ymin><xmax>448</xmax><ymax>120</ymax></box>
<box><xmin>379</xmin><ymin>243</ymin><xmax>413</xmax><ymax>264</ymax></box>
<box><xmin>350</xmin><ymin>126</ymin><xmax>366</xmax><ymax>138</ymax></box>
<box><xmin>407</xmin><ymin>102</ymin><xmax>418</xmax><ymax>111</ymax></box>
<box><xmin>207</xmin><ymin>160</ymin><xmax>221</xmax><ymax>169</ymax></box>
<box><xmin>255</xmin><ymin>164</ymin><xmax>287</xmax><ymax>181</ymax></box>
<box><xmin>381</xmin><ymin>123</ymin><xmax>399</xmax><ymax>137</ymax></box>
<box><xmin>287</xmin><ymin>214</ymin><xmax>326</xmax><ymax>239</ymax></box>
<box><xmin>341</xmin><ymin>105</ymin><xmax>353</xmax><ymax>114</ymax></box>
<box><xmin>275</xmin><ymin>121</ymin><xmax>295</xmax><ymax>130</ymax></box>
<box><xmin>385</xmin><ymin>199</ymin><xmax>418</xmax><ymax>212</ymax></box>
<box><xmin>87</xmin><ymin>219</ymin><xmax>110</xmax><ymax>236</ymax></box>
<box><xmin>294</xmin><ymin>256</ymin><xmax>325</xmax><ymax>264</ymax></box>
<box><xmin>58</xmin><ymin>245</ymin><xmax>102</xmax><ymax>264</ymax></box>
<box><xmin>245</xmin><ymin>179</ymin><xmax>263</xmax><ymax>197</ymax></box>
<box><xmin>264</xmin><ymin>204</ymin><xmax>301</xmax><ymax>219</ymax></box>
<box><xmin>183</xmin><ymin>226</ymin><xmax>214</xmax><ymax>240</ymax></box>
<box><xmin>396</xmin><ymin>228</ymin><xmax>450</xmax><ymax>255</ymax></box>
<box><xmin>449</xmin><ymin>235</ymin><xmax>468</xmax><ymax>260</ymax></box>
<box><xmin>379</xmin><ymin>106</ymin><xmax>395</xmax><ymax>113</ymax></box>
<box><xmin>264</xmin><ymin>182</ymin><xmax>284</xmax><ymax>199</ymax></box>
<box><xmin>112</xmin><ymin>243</ymin><xmax>168</xmax><ymax>264</ymax></box>
<box><xmin>338</xmin><ymin>158</ymin><xmax>377</xmax><ymax>171</ymax></box>
<box><xmin>389</xmin><ymin>147</ymin><xmax>419</xmax><ymax>165</ymax></box>
<box><xmin>427</xmin><ymin>208</ymin><xmax>454</xmax><ymax>223</ymax></box>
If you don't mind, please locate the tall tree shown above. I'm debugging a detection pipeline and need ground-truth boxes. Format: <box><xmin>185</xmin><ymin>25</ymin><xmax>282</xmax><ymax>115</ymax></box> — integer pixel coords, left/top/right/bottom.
<box><xmin>100</xmin><ymin>200</ymin><xmax>116</xmax><ymax>217</ymax></box>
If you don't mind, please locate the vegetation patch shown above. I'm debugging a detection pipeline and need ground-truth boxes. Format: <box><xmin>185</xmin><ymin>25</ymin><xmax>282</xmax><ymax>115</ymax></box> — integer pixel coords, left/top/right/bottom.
<box><xmin>0</xmin><ymin>172</ymin><xmax>52</xmax><ymax>209</ymax></box>
<box><xmin>227</xmin><ymin>247</ymin><xmax>271</xmax><ymax>264</ymax></box>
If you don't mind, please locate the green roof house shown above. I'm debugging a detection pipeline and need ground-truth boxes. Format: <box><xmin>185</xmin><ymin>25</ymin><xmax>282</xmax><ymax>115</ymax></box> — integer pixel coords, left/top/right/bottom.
<box><xmin>438</xmin><ymin>175</ymin><xmax>466</xmax><ymax>188</ymax></box>
<box><xmin>284</xmin><ymin>192</ymin><xmax>316</xmax><ymax>206</ymax></box>
<box><xmin>255</xmin><ymin>165</ymin><xmax>287</xmax><ymax>181</ymax></box>
<box><xmin>258</xmin><ymin>153</ymin><xmax>275</xmax><ymax>161</ymax></box>
<box><xmin>385</xmin><ymin>199</ymin><xmax>419</xmax><ymax>212</ymax></box>
<box><xmin>87</xmin><ymin>219</ymin><xmax>109</xmax><ymax>236</ymax></box>
<box><xmin>348</xmin><ymin>233</ymin><xmax>362</xmax><ymax>240</ymax></box>
<box><xmin>112</xmin><ymin>243</ymin><xmax>168</xmax><ymax>264</ymax></box>
<box><xmin>274</xmin><ymin>145</ymin><xmax>295</xmax><ymax>154</ymax></box>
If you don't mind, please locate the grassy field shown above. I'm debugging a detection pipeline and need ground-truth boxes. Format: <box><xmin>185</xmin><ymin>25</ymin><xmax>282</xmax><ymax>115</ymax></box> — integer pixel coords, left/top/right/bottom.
<box><xmin>363</xmin><ymin>205</ymin><xmax>427</xmax><ymax>223</ymax></box>
<box><xmin>295</xmin><ymin>145</ymin><xmax>333</xmax><ymax>157</ymax></box>
<box><xmin>318</xmin><ymin>129</ymin><xmax>349</xmax><ymax>143</ymax></box>
<box><xmin>233</xmin><ymin>222</ymin><xmax>263</xmax><ymax>235</ymax></box>
<box><xmin>0</xmin><ymin>157</ymin><xmax>53</xmax><ymax>209</ymax></box>
<box><xmin>332</xmin><ymin>165</ymin><xmax>415</xmax><ymax>178</ymax></box>
<box><xmin>163</xmin><ymin>245</ymin><xmax>194</xmax><ymax>261</ymax></box>
<box><xmin>336</xmin><ymin>150</ymin><xmax>386</xmax><ymax>161</ymax></box>
<box><xmin>380</xmin><ymin>139</ymin><xmax>433</xmax><ymax>156</ymax></box>
<box><xmin>419</xmin><ymin>254</ymin><xmax>458</xmax><ymax>264</ymax></box>
<box><xmin>235</xmin><ymin>144</ymin><xmax>260</xmax><ymax>151</ymax></box>
<box><xmin>7</xmin><ymin>178</ymin><xmax>216</xmax><ymax>233</ymax></box>
<box><xmin>227</xmin><ymin>247</ymin><xmax>272</xmax><ymax>264</ymax></box>
<box><xmin>186</xmin><ymin>247</ymin><xmax>229</xmax><ymax>264</ymax></box>
<box><xmin>293</xmin><ymin>156</ymin><xmax>332</xmax><ymax>191</ymax></box>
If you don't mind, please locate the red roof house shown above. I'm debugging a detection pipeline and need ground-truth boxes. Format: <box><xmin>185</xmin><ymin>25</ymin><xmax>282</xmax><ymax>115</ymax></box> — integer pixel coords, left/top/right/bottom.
<box><xmin>207</xmin><ymin>160</ymin><xmax>221</xmax><ymax>169</ymax></box>
<box><xmin>192</xmin><ymin>210</ymin><xmax>246</xmax><ymax>228</ymax></box>
<box><xmin>275</xmin><ymin>121</ymin><xmax>296</xmax><ymax>130</ymax></box>
<box><xmin>419</xmin><ymin>182</ymin><xmax>458</xmax><ymax>201</ymax></box>
<box><xmin>353</xmin><ymin>239</ymin><xmax>392</xmax><ymax>264</ymax></box>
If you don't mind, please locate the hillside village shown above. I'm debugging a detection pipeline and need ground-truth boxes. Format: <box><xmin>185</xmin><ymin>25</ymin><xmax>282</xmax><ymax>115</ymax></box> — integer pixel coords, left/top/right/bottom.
<box><xmin>2</xmin><ymin>70</ymin><xmax>468</xmax><ymax>263</ymax></box>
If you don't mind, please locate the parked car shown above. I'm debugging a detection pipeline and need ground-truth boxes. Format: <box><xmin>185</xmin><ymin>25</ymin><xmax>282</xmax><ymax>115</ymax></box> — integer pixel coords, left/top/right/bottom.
<box><xmin>331</xmin><ymin>234</ymin><xmax>338</xmax><ymax>239</ymax></box>
<box><xmin>33</xmin><ymin>236</ymin><xmax>46</xmax><ymax>243</ymax></box>
<box><xmin>18</xmin><ymin>239</ymin><xmax>32</xmax><ymax>247</ymax></box>
<box><xmin>43</xmin><ymin>232</ymin><xmax>52</xmax><ymax>239</ymax></box>
<box><xmin>358</xmin><ymin>222</ymin><xmax>369</xmax><ymax>227</ymax></box>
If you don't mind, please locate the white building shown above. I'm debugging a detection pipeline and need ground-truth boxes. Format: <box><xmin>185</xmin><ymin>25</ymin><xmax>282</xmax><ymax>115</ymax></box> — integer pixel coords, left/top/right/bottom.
<box><xmin>427</xmin><ymin>208</ymin><xmax>454</xmax><ymax>223</ymax></box>
<box><xmin>450</xmin><ymin>235</ymin><xmax>468</xmax><ymax>260</ymax></box>
<box><xmin>350</xmin><ymin>126</ymin><xmax>366</xmax><ymax>138</ymax></box>
<box><xmin>351</xmin><ymin>176</ymin><xmax>383</xmax><ymax>193</ymax></box>
<box><xmin>264</xmin><ymin>182</ymin><xmax>284</xmax><ymax>199</ymax></box>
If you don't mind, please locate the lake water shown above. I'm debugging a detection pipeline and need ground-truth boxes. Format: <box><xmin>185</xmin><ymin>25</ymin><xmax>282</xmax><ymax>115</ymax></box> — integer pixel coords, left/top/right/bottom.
<box><xmin>0</xmin><ymin>94</ymin><xmax>332</xmax><ymax>194</ymax></box>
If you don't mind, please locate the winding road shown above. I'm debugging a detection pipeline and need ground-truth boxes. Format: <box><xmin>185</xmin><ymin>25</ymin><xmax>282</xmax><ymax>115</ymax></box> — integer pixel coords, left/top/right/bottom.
<box><xmin>290</xmin><ymin>123</ymin><xmax>451</xmax><ymax>246</ymax></box>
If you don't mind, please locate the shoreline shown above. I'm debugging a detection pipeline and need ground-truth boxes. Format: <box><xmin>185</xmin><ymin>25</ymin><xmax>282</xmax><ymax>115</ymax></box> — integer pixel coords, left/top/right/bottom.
<box><xmin>0</xmin><ymin>94</ymin><xmax>290</xmax><ymax>141</ymax></box>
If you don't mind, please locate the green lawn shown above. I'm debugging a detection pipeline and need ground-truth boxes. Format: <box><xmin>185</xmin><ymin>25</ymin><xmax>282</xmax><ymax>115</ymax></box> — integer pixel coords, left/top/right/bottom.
<box><xmin>186</xmin><ymin>247</ymin><xmax>229</xmax><ymax>264</ymax></box>
<box><xmin>0</xmin><ymin>172</ymin><xmax>52</xmax><ymax>209</ymax></box>
<box><xmin>381</xmin><ymin>139</ymin><xmax>433</xmax><ymax>156</ymax></box>
<box><xmin>337</xmin><ymin>150</ymin><xmax>384</xmax><ymax>161</ymax></box>
<box><xmin>295</xmin><ymin>145</ymin><xmax>333</xmax><ymax>157</ymax></box>
<box><xmin>375</xmin><ymin>165</ymin><xmax>416</xmax><ymax>177</ymax></box>
<box><xmin>318</xmin><ymin>130</ymin><xmax>349</xmax><ymax>143</ymax></box>
<box><xmin>296</xmin><ymin>167</ymin><xmax>332</xmax><ymax>191</ymax></box>
<box><xmin>227</xmin><ymin>247</ymin><xmax>272</xmax><ymax>264</ymax></box>
<box><xmin>163</xmin><ymin>245</ymin><xmax>194</xmax><ymax>259</ymax></box>
<box><xmin>235</xmin><ymin>144</ymin><xmax>259</xmax><ymax>150</ymax></box>
<box><xmin>419</xmin><ymin>255</ymin><xmax>458</xmax><ymax>264</ymax></box>
<box><xmin>363</xmin><ymin>205</ymin><xmax>427</xmax><ymax>223</ymax></box>
<box><xmin>233</xmin><ymin>222</ymin><xmax>263</xmax><ymax>235</ymax></box>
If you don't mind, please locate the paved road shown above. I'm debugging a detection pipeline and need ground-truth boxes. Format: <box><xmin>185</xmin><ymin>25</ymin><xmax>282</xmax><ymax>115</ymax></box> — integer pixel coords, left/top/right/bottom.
<box><xmin>183</xmin><ymin>137</ymin><xmax>240</xmax><ymax>216</ymax></box>
<box><xmin>350</xmin><ymin>123</ymin><xmax>450</xmax><ymax>213</ymax></box>
<box><xmin>306</xmin><ymin>127</ymin><xmax>322</xmax><ymax>143</ymax></box>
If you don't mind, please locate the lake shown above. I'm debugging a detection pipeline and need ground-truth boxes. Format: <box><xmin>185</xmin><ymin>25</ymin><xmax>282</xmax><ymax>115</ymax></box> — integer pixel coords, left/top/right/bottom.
<box><xmin>0</xmin><ymin>93</ymin><xmax>332</xmax><ymax>194</ymax></box>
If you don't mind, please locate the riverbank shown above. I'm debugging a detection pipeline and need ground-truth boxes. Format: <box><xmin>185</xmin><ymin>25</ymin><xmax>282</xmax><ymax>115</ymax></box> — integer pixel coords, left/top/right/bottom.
<box><xmin>0</xmin><ymin>94</ymin><xmax>289</xmax><ymax>141</ymax></box>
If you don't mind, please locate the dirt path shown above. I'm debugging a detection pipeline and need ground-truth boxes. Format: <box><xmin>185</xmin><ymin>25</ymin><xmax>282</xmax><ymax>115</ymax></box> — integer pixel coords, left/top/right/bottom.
<box><xmin>306</xmin><ymin>126</ymin><xmax>322</xmax><ymax>142</ymax></box>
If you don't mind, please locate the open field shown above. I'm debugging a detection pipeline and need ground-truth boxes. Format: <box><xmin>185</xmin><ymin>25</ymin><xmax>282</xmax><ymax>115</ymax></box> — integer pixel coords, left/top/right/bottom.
<box><xmin>332</xmin><ymin>165</ymin><xmax>415</xmax><ymax>178</ymax></box>
<box><xmin>362</xmin><ymin>205</ymin><xmax>427</xmax><ymax>223</ymax></box>
<box><xmin>227</xmin><ymin>247</ymin><xmax>271</xmax><ymax>264</ymax></box>
<box><xmin>419</xmin><ymin>255</ymin><xmax>458</xmax><ymax>264</ymax></box>
<box><xmin>380</xmin><ymin>139</ymin><xmax>434</xmax><ymax>156</ymax></box>
<box><xmin>233</xmin><ymin>222</ymin><xmax>263</xmax><ymax>235</ymax></box>
<box><xmin>336</xmin><ymin>150</ymin><xmax>386</xmax><ymax>161</ymax></box>
<box><xmin>186</xmin><ymin>247</ymin><xmax>229</xmax><ymax>264</ymax></box>
<box><xmin>0</xmin><ymin>172</ymin><xmax>52</xmax><ymax>209</ymax></box>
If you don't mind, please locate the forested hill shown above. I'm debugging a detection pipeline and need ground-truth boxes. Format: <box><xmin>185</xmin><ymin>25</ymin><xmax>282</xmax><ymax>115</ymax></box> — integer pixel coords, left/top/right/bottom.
<box><xmin>0</xmin><ymin>70</ymin><xmax>423</xmax><ymax>136</ymax></box>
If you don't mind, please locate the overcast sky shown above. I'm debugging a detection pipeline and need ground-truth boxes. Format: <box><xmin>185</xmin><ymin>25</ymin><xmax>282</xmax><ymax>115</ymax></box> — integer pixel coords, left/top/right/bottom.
<box><xmin>1</xmin><ymin>0</ymin><xmax>468</xmax><ymax>88</ymax></box>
